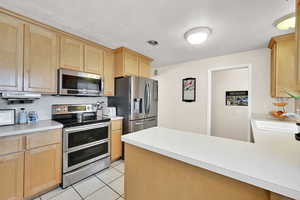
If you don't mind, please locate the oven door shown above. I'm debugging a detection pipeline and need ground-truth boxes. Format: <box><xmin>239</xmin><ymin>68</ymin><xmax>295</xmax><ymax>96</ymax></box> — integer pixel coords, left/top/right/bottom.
<box><xmin>58</xmin><ymin>69</ymin><xmax>103</xmax><ymax>96</ymax></box>
<box><xmin>63</xmin><ymin>140</ymin><xmax>110</xmax><ymax>173</ymax></box>
<box><xmin>63</xmin><ymin>122</ymin><xmax>110</xmax><ymax>172</ymax></box>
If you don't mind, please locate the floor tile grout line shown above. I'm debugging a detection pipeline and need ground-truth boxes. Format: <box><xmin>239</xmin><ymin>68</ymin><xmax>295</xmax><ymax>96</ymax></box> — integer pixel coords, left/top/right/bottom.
<box><xmin>94</xmin><ymin>174</ymin><xmax>123</xmax><ymax>197</ymax></box>
<box><xmin>41</xmin><ymin>187</ymin><xmax>67</xmax><ymax>200</ymax></box>
<box><xmin>71</xmin><ymin>185</ymin><xmax>85</xmax><ymax>200</ymax></box>
<box><xmin>85</xmin><ymin>175</ymin><xmax>119</xmax><ymax>199</ymax></box>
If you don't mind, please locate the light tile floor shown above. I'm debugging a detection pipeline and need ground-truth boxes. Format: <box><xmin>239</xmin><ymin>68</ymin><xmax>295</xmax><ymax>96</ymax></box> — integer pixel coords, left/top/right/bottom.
<box><xmin>35</xmin><ymin>160</ymin><xmax>125</xmax><ymax>200</ymax></box>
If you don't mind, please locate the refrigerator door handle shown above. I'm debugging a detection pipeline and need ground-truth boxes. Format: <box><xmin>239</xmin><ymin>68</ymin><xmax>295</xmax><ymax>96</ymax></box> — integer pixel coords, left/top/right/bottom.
<box><xmin>147</xmin><ymin>83</ymin><xmax>151</xmax><ymax>114</ymax></box>
<box><xmin>144</xmin><ymin>83</ymin><xmax>148</xmax><ymax>115</ymax></box>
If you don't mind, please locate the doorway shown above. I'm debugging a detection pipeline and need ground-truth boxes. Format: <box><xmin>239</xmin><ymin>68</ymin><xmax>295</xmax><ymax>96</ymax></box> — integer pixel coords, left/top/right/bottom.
<box><xmin>207</xmin><ymin>65</ymin><xmax>252</xmax><ymax>142</ymax></box>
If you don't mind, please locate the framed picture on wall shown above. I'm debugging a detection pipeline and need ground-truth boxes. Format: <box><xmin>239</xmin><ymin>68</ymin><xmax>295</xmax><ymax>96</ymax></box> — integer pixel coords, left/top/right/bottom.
<box><xmin>182</xmin><ymin>78</ymin><xmax>196</xmax><ymax>102</ymax></box>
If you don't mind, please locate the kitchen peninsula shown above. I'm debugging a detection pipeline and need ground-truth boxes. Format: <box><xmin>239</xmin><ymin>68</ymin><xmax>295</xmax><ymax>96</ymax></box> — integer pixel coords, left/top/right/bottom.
<box><xmin>122</xmin><ymin>127</ymin><xmax>300</xmax><ymax>200</ymax></box>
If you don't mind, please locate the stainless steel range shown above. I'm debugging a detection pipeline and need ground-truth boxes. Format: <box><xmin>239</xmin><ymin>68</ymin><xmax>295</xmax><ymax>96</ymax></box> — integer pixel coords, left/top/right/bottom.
<box><xmin>52</xmin><ymin>104</ymin><xmax>111</xmax><ymax>188</ymax></box>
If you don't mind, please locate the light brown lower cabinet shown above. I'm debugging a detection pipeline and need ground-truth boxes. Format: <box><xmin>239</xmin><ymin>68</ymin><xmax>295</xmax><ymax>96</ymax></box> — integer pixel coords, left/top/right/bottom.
<box><xmin>111</xmin><ymin>130</ymin><xmax>122</xmax><ymax>161</ymax></box>
<box><xmin>111</xmin><ymin>119</ymin><xmax>123</xmax><ymax>161</ymax></box>
<box><xmin>0</xmin><ymin>152</ymin><xmax>24</xmax><ymax>200</ymax></box>
<box><xmin>24</xmin><ymin>143</ymin><xmax>62</xmax><ymax>198</ymax></box>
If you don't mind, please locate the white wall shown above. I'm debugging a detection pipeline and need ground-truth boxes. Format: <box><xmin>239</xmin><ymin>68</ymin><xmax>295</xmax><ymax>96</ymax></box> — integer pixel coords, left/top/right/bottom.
<box><xmin>154</xmin><ymin>48</ymin><xmax>295</xmax><ymax>134</ymax></box>
<box><xmin>211</xmin><ymin>68</ymin><xmax>249</xmax><ymax>141</ymax></box>
<box><xmin>0</xmin><ymin>96</ymin><xmax>107</xmax><ymax>120</ymax></box>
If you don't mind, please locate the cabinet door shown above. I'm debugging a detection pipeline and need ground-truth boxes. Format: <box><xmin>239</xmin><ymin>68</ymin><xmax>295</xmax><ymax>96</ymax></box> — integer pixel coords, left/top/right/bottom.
<box><xmin>139</xmin><ymin>57</ymin><xmax>151</xmax><ymax>78</ymax></box>
<box><xmin>111</xmin><ymin>130</ymin><xmax>122</xmax><ymax>161</ymax></box>
<box><xmin>24</xmin><ymin>144</ymin><xmax>61</xmax><ymax>198</ymax></box>
<box><xmin>104</xmin><ymin>51</ymin><xmax>115</xmax><ymax>96</ymax></box>
<box><xmin>124</xmin><ymin>51</ymin><xmax>139</xmax><ymax>76</ymax></box>
<box><xmin>275</xmin><ymin>39</ymin><xmax>296</xmax><ymax>97</ymax></box>
<box><xmin>0</xmin><ymin>152</ymin><xmax>24</xmax><ymax>200</ymax></box>
<box><xmin>84</xmin><ymin>45</ymin><xmax>104</xmax><ymax>75</ymax></box>
<box><xmin>0</xmin><ymin>13</ymin><xmax>23</xmax><ymax>91</ymax></box>
<box><xmin>24</xmin><ymin>24</ymin><xmax>58</xmax><ymax>93</ymax></box>
<box><xmin>60</xmin><ymin>37</ymin><xmax>84</xmax><ymax>71</ymax></box>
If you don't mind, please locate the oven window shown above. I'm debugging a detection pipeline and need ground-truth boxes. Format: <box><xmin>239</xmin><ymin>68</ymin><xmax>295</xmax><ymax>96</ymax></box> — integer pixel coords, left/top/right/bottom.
<box><xmin>62</xmin><ymin>74</ymin><xmax>101</xmax><ymax>91</ymax></box>
<box><xmin>68</xmin><ymin>126</ymin><xmax>108</xmax><ymax>148</ymax></box>
<box><xmin>68</xmin><ymin>143</ymin><xmax>108</xmax><ymax>167</ymax></box>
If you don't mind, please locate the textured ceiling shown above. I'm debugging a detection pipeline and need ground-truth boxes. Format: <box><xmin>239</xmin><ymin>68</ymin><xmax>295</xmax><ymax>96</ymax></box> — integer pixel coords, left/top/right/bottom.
<box><xmin>0</xmin><ymin>0</ymin><xmax>295</xmax><ymax>67</ymax></box>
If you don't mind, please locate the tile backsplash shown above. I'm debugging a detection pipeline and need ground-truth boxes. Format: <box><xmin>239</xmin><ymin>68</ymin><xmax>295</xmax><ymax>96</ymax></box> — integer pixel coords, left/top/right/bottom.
<box><xmin>0</xmin><ymin>95</ymin><xmax>107</xmax><ymax>120</ymax></box>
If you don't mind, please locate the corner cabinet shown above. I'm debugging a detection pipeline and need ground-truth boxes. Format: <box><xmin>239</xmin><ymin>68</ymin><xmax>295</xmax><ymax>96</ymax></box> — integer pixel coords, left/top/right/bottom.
<box><xmin>104</xmin><ymin>50</ymin><xmax>115</xmax><ymax>96</ymax></box>
<box><xmin>268</xmin><ymin>33</ymin><xmax>297</xmax><ymax>97</ymax></box>
<box><xmin>60</xmin><ymin>36</ymin><xmax>84</xmax><ymax>71</ymax></box>
<box><xmin>115</xmin><ymin>47</ymin><xmax>153</xmax><ymax>78</ymax></box>
<box><xmin>24</xmin><ymin>24</ymin><xmax>58</xmax><ymax>93</ymax></box>
<box><xmin>0</xmin><ymin>13</ymin><xmax>23</xmax><ymax>91</ymax></box>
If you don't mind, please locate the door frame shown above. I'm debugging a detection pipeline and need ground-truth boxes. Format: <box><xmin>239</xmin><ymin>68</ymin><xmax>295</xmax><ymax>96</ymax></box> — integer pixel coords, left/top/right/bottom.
<box><xmin>207</xmin><ymin>64</ymin><xmax>252</xmax><ymax>141</ymax></box>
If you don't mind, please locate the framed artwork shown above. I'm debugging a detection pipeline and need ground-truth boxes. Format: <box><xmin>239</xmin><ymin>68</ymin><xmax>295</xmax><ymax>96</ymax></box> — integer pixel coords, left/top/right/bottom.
<box><xmin>225</xmin><ymin>91</ymin><xmax>248</xmax><ymax>106</ymax></box>
<box><xmin>182</xmin><ymin>78</ymin><xmax>196</xmax><ymax>102</ymax></box>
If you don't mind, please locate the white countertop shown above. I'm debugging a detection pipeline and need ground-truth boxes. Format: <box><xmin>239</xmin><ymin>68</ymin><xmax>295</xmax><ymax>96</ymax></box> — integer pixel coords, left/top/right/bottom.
<box><xmin>110</xmin><ymin>116</ymin><xmax>124</xmax><ymax>121</ymax></box>
<box><xmin>0</xmin><ymin>120</ymin><xmax>63</xmax><ymax>138</ymax></box>
<box><xmin>122</xmin><ymin>127</ymin><xmax>300</xmax><ymax>199</ymax></box>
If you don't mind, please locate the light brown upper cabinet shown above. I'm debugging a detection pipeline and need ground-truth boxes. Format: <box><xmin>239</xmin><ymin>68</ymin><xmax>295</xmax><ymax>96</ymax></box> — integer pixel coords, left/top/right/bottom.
<box><xmin>139</xmin><ymin>57</ymin><xmax>151</xmax><ymax>78</ymax></box>
<box><xmin>115</xmin><ymin>47</ymin><xmax>153</xmax><ymax>78</ymax></box>
<box><xmin>24</xmin><ymin>24</ymin><xmax>58</xmax><ymax>93</ymax></box>
<box><xmin>0</xmin><ymin>13</ymin><xmax>23</xmax><ymax>91</ymax></box>
<box><xmin>60</xmin><ymin>36</ymin><xmax>84</xmax><ymax>71</ymax></box>
<box><xmin>269</xmin><ymin>33</ymin><xmax>297</xmax><ymax>97</ymax></box>
<box><xmin>84</xmin><ymin>45</ymin><xmax>104</xmax><ymax>75</ymax></box>
<box><xmin>104</xmin><ymin>50</ymin><xmax>115</xmax><ymax>96</ymax></box>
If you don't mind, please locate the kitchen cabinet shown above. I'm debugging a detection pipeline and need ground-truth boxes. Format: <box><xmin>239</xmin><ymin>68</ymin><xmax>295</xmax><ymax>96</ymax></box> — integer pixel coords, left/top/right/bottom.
<box><xmin>111</xmin><ymin>119</ymin><xmax>123</xmax><ymax>161</ymax></box>
<box><xmin>139</xmin><ymin>56</ymin><xmax>151</xmax><ymax>78</ymax></box>
<box><xmin>0</xmin><ymin>128</ymin><xmax>62</xmax><ymax>200</ymax></box>
<box><xmin>24</xmin><ymin>144</ymin><xmax>61</xmax><ymax>198</ymax></box>
<box><xmin>24</xmin><ymin>24</ymin><xmax>58</xmax><ymax>93</ymax></box>
<box><xmin>24</xmin><ymin>129</ymin><xmax>62</xmax><ymax>198</ymax></box>
<box><xmin>0</xmin><ymin>152</ymin><xmax>24</xmax><ymax>200</ymax></box>
<box><xmin>60</xmin><ymin>36</ymin><xmax>84</xmax><ymax>71</ymax></box>
<box><xmin>104</xmin><ymin>50</ymin><xmax>115</xmax><ymax>96</ymax></box>
<box><xmin>84</xmin><ymin>45</ymin><xmax>104</xmax><ymax>75</ymax></box>
<box><xmin>115</xmin><ymin>47</ymin><xmax>153</xmax><ymax>78</ymax></box>
<box><xmin>0</xmin><ymin>13</ymin><xmax>23</xmax><ymax>91</ymax></box>
<box><xmin>268</xmin><ymin>33</ymin><xmax>297</xmax><ymax>97</ymax></box>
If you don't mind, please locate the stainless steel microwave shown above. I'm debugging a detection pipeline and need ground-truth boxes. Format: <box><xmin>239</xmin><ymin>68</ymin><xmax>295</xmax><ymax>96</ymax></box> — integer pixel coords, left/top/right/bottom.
<box><xmin>58</xmin><ymin>69</ymin><xmax>103</xmax><ymax>96</ymax></box>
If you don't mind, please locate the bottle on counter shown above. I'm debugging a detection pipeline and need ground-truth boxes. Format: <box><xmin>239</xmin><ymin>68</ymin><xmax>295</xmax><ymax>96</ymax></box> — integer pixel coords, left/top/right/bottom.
<box><xmin>19</xmin><ymin>108</ymin><xmax>28</xmax><ymax>124</ymax></box>
<box><xmin>28</xmin><ymin>111</ymin><xmax>38</xmax><ymax>122</ymax></box>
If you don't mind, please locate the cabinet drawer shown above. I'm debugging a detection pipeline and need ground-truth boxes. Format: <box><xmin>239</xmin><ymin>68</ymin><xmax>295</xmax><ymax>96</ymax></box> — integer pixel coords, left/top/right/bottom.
<box><xmin>0</xmin><ymin>136</ymin><xmax>25</xmax><ymax>156</ymax></box>
<box><xmin>111</xmin><ymin>120</ymin><xmax>122</xmax><ymax>131</ymax></box>
<box><xmin>26</xmin><ymin>129</ymin><xmax>62</xmax><ymax>149</ymax></box>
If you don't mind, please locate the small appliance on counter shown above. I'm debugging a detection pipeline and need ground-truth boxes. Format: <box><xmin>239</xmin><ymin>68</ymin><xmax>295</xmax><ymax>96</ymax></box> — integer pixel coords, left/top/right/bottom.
<box><xmin>103</xmin><ymin>107</ymin><xmax>117</xmax><ymax>118</ymax></box>
<box><xmin>52</xmin><ymin>104</ymin><xmax>111</xmax><ymax>188</ymax></box>
<box><xmin>0</xmin><ymin>109</ymin><xmax>16</xmax><ymax>126</ymax></box>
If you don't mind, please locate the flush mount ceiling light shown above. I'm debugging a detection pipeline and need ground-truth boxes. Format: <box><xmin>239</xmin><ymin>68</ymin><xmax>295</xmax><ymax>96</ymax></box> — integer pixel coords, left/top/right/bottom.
<box><xmin>147</xmin><ymin>40</ymin><xmax>159</xmax><ymax>46</ymax></box>
<box><xmin>184</xmin><ymin>27</ymin><xmax>212</xmax><ymax>45</ymax></box>
<box><xmin>273</xmin><ymin>13</ymin><xmax>295</xmax><ymax>30</ymax></box>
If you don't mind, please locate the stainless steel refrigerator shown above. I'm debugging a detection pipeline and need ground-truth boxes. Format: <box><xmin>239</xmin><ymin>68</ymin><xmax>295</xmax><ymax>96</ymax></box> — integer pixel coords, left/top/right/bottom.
<box><xmin>109</xmin><ymin>76</ymin><xmax>158</xmax><ymax>134</ymax></box>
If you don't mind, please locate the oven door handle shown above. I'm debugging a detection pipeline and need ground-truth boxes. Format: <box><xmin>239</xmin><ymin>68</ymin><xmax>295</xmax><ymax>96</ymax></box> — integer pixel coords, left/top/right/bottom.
<box><xmin>66</xmin><ymin>139</ymin><xmax>109</xmax><ymax>153</ymax></box>
<box><xmin>64</xmin><ymin>122</ymin><xmax>110</xmax><ymax>134</ymax></box>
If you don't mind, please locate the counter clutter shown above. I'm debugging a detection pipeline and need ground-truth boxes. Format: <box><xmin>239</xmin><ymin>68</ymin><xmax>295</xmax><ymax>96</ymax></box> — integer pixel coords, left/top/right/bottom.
<box><xmin>122</xmin><ymin>127</ymin><xmax>300</xmax><ymax>199</ymax></box>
